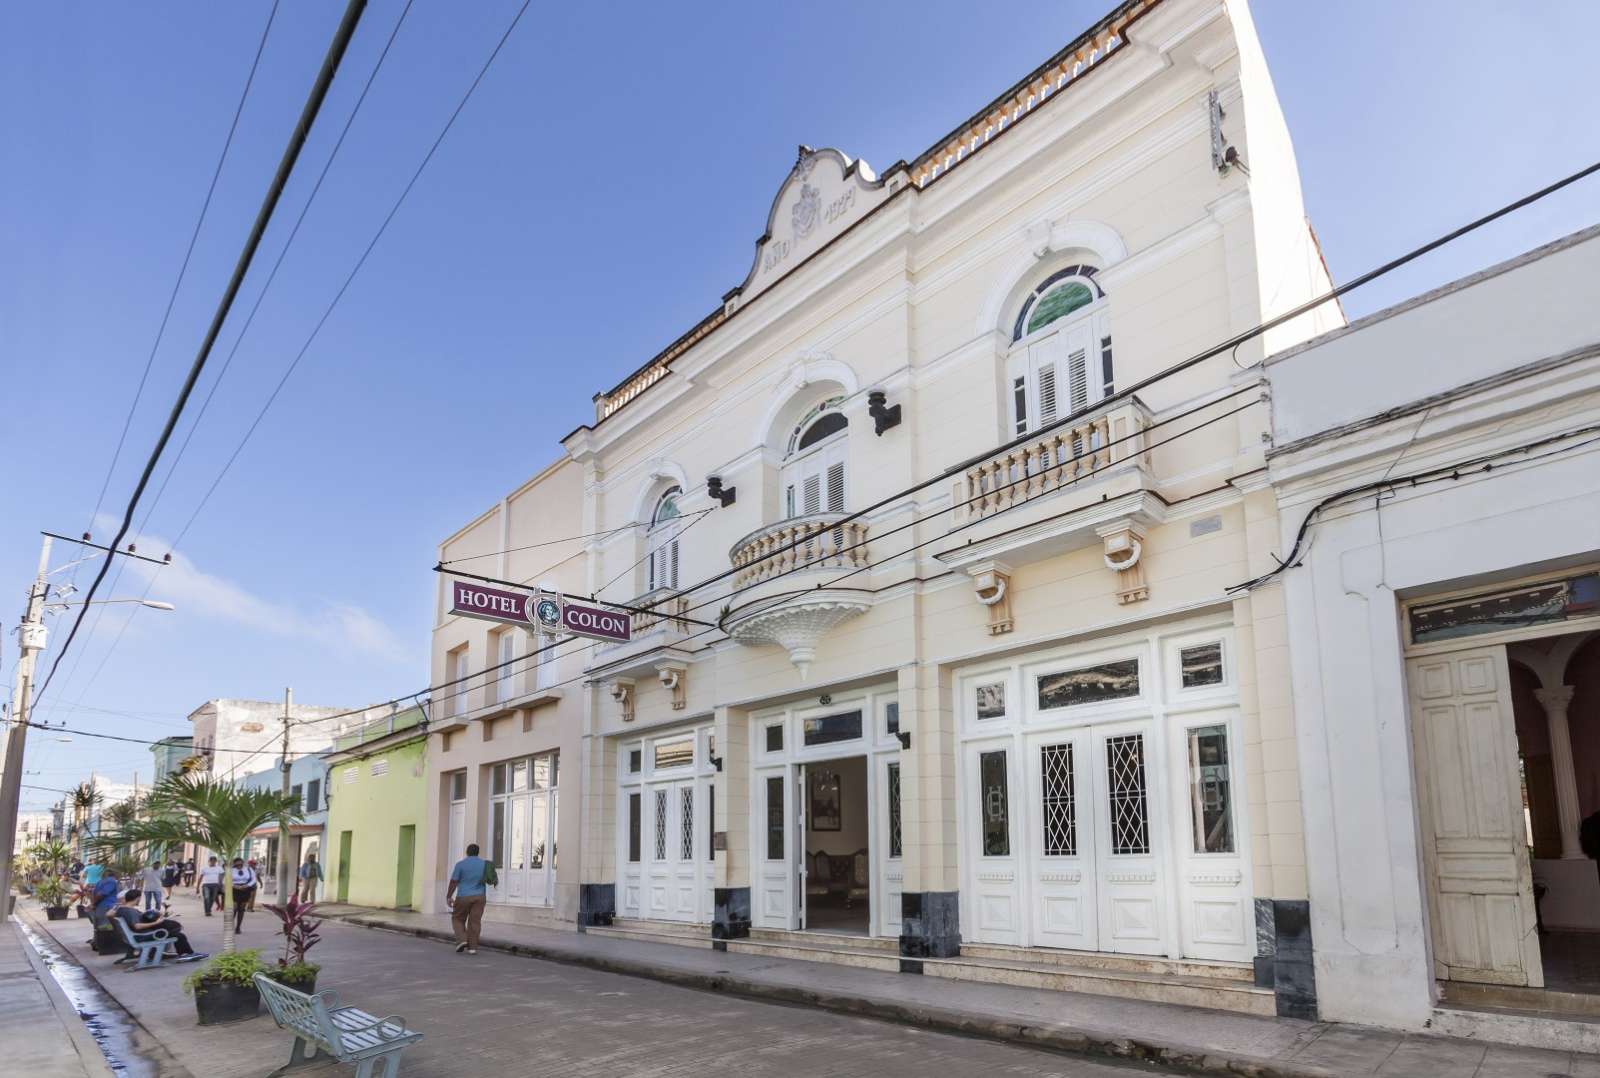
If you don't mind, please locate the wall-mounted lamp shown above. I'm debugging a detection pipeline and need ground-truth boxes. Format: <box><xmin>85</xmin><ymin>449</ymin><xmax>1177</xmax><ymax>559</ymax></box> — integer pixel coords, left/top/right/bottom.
<box><xmin>868</xmin><ymin>390</ymin><xmax>901</xmax><ymax>436</ymax></box>
<box><xmin>706</xmin><ymin>475</ymin><xmax>736</xmax><ymax>507</ymax></box>
<box><xmin>895</xmin><ymin>731</ymin><xmax>911</xmax><ymax>750</ymax></box>
<box><xmin>709</xmin><ymin>755</ymin><xmax>723</xmax><ymax>773</ymax></box>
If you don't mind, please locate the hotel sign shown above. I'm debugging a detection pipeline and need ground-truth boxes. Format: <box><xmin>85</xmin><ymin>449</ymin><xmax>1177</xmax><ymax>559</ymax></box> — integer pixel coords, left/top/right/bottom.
<box><xmin>450</xmin><ymin>580</ymin><xmax>630</xmax><ymax>644</ymax></box>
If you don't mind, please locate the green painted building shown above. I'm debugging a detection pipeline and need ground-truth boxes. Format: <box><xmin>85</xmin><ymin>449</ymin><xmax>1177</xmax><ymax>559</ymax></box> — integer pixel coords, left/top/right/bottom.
<box><xmin>322</xmin><ymin>706</ymin><xmax>428</xmax><ymax>909</ymax></box>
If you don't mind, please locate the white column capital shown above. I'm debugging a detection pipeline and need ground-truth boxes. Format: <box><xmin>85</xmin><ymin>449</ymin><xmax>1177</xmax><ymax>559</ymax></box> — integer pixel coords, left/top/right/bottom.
<box><xmin>1535</xmin><ymin>685</ymin><xmax>1577</xmax><ymax>712</ymax></box>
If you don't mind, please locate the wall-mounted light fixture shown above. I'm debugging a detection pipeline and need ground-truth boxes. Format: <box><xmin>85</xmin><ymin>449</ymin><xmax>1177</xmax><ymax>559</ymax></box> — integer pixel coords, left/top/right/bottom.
<box><xmin>706</xmin><ymin>475</ymin><xmax>736</xmax><ymax>507</ymax></box>
<box><xmin>896</xmin><ymin>731</ymin><xmax>911</xmax><ymax>750</ymax></box>
<box><xmin>868</xmin><ymin>390</ymin><xmax>901</xmax><ymax>436</ymax></box>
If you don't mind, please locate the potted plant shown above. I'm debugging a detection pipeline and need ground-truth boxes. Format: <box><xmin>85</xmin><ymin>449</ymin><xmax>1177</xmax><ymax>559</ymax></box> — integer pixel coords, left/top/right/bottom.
<box><xmin>263</xmin><ymin>895</ymin><xmax>323</xmax><ymax>993</ymax></box>
<box><xmin>34</xmin><ymin>876</ymin><xmax>71</xmax><ymax>919</ymax></box>
<box><xmin>90</xmin><ymin>772</ymin><xmax>301</xmax><ymax>1024</ymax></box>
<box><xmin>183</xmin><ymin>950</ymin><xmax>269</xmax><ymax>1025</ymax></box>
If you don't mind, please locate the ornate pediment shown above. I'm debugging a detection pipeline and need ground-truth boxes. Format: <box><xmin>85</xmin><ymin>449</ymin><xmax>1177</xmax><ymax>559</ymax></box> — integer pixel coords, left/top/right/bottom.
<box><xmin>729</xmin><ymin>146</ymin><xmax>889</xmax><ymax>305</ymax></box>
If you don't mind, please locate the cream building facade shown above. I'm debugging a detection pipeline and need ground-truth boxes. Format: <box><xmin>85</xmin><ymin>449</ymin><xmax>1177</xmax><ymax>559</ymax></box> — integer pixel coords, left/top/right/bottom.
<box><xmin>1265</xmin><ymin>226</ymin><xmax>1600</xmax><ymax>1046</ymax></box>
<box><xmin>424</xmin><ymin>457</ymin><xmax>588</xmax><ymax>924</ymax></box>
<box><xmin>431</xmin><ymin>0</ymin><xmax>1341</xmax><ymax>1017</ymax></box>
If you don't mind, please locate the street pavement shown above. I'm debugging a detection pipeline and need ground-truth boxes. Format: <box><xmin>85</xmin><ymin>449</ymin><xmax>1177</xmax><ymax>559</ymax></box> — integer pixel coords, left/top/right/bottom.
<box><xmin>24</xmin><ymin>893</ymin><xmax>1186</xmax><ymax>1077</ymax></box>
<box><xmin>0</xmin><ymin>917</ymin><xmax>113</xmax><ymax>1078</ymax></box>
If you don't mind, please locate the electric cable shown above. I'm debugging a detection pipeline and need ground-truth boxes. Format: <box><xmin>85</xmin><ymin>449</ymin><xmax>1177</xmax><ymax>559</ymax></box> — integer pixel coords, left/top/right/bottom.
<box><xmin>168</xmin><ymin>0</ymin><xmax>535</xmax><ymax>555</ymax></box>
<box><xmin>32</xmin><ymin>0</ymin><xmax>374</xmax><ymax>710</ymax></box>
<box><xmin>44</xmin><ymin>1</ymin><xmax>284</xmax><ymax>709</ymax></box>
<box><xmin>438</xmin><ymin>511</ymin><xmax>713</xmax><ymax>567</ymax></box>
<box><xmin>42</xmin><ymin>0</ymin><xmax>421</xmax><ymax>720</ymax></box>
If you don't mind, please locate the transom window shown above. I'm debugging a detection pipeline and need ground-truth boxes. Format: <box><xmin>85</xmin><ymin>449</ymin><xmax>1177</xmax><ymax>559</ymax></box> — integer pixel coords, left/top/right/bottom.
<box><xmin>1006</xmin><ymin>266</ymin><xmax>1113</xmax><ymax>437</ymax></box>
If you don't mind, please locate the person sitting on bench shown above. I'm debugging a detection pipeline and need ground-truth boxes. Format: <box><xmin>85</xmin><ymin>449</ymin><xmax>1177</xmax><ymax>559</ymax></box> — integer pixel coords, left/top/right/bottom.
<box><xmin>112</xmin><ymin>889</ymin><xmax>205</xmax><ymax>961</ymax></box>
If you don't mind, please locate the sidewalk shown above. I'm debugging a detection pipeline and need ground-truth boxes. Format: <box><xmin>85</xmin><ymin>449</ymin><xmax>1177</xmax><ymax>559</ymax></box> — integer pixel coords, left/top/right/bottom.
<box><xmin>0</xmin><ymin>915</ymin><xmax>113</xmax><ymax>1078</ymax></box>
<box><xmin>318</xmin><ymin>904</ymin><xmax>1600</xmax><ymax>1078</ymax></box>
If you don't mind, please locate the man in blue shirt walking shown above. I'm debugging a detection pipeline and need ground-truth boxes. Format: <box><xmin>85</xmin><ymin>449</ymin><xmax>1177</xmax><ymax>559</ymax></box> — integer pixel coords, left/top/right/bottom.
<box><xmin>446</xmin><ymin>843</ymin><xmax>490</xmax><ymax>955</ymax></box>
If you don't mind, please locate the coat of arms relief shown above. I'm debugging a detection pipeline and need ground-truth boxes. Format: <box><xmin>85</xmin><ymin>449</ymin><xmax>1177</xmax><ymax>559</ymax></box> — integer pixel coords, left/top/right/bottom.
<box><xmin>792</xmin><ymin>146</ymin><xmax>821</xmax><ymax>240</ymax></box>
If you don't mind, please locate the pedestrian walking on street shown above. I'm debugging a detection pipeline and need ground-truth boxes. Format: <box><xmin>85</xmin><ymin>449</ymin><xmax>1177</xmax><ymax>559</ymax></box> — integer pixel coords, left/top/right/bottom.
<box><xmin>198</xmin><ymin>856</ymin><xmax>224</xmax><ymax>916</ymax></box>
<box><xmin>297</xmin><ymin>853</ymin><xmax>323</xmax><ymax>902</ymax></box>
<box><xmin>230</xmin><ymin>857</ymin><xmax>257</xmax><ymax>934</ymax></box>
<box><xmin>182</xmin><ymin>858</ymin><xmax>196</xmax><ymax>887</ymax></box>
<box><xmin>161</xmin><ymin>858</ymin><xmax>180</xmax><ymax>902</ymax></box>
<box><xmin>446</xmin><ymin>843</ymin><xmax>492</xmax><ymax>955</ymax></box>
<box><xmin>139</xmin><ymin>861</ymin><xmax>164</xmax><ymax>913</ymax></box>
<box><xmin>246</xmin><ymin>858</ymin><xmax>260</xmax><ymax>910</ymax></box>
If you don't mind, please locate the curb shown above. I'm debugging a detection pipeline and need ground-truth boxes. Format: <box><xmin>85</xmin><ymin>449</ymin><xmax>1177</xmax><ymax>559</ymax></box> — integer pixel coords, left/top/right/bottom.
<box><xmin>329</xmin><ymin>912</ymin><xmax>1334</xmax><ymax>1078</ymax></box>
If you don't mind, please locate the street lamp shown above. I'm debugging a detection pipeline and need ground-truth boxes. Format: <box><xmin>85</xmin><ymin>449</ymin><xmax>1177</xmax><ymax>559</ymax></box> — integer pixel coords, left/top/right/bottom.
<box><xmin>46</xmin><ymin>598</ymin><xmax>175</xmax><ymax>612</ymax></box>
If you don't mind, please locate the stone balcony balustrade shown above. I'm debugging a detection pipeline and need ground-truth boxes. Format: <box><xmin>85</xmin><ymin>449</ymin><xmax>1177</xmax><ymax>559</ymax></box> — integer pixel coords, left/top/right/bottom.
<box><xmin>724</xmin><ymin>513</ymin><xmax>872</xmax><ymax>677</ymax></box>
<box><xmin>938</xmin><ymin>396</ymin><xmax>1160</xmax><ymax>588</ymax></box>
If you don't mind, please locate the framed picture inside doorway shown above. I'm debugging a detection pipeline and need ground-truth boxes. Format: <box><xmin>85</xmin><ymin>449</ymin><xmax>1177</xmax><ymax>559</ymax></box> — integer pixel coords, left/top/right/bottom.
<box><xmin>809</xmin><ymin>768</ymin><xmax>842</xmax><ymax>831</ymax></box>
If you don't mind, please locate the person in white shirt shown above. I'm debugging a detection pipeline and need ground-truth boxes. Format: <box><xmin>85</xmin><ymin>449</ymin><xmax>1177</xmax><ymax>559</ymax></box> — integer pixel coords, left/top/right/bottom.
<box><xmin>229</xmin><ymin>858</ymin><xmax>258</xmax><ymax>933</ymax></box>
<box><xmin>139</xmin><ymin>861</ymin><xmax>165</xmax><ymax>913</ymax></box>
<box><xmin>197</xmin><ymin>857</ymin><xmax>225</xmax><ymax>916</ymax></box>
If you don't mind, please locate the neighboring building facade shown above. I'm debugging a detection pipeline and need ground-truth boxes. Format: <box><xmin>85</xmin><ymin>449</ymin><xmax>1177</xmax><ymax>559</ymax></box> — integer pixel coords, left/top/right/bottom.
<box><xmin>1265</xmin><ymin>226</ymin><xmax>1600</xmax><ymax>1041</ymax></box>
<box><xmin>188</xmin><ymin>697</ymin><xmax>370</xmax><ymax>780</ymax></box>
<box><xmin>238</xmin><ymin>753</ymin><xmax>330</xmax><ymax>896</ymax></box>
<box><xmin>149</xmin><ymin>735</ymin><xmax>196</xmax><ymax>782</ymax></box>
<box><xmin>433</xmin><ymin>0</ymin><xmax>1341</xmax><ymax>1019</ymax></box>
<box><xmin>15</xmin><ymin>811</ymin><xmax>56</xmax><ymax>851</ymax></box>
<box><xmin>323</xmin><ymin>707</ymin><xmax>429</xmax><ymax>909</ymax></box>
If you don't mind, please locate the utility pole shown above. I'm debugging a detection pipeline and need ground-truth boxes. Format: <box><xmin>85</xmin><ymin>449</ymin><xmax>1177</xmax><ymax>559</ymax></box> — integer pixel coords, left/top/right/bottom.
<box><xmin>278</xmin><ymin>687</ymin><xmax>293</xmax><ymax>903</ymax></box>
<box><xmin>0</xmin><ymin>536</ymin><xmax>53</xmax><ymax>915</ymax></box>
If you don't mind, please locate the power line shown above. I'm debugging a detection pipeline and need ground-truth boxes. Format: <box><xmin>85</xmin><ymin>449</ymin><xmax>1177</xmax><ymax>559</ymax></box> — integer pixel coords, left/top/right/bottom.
<box><xmin>44</xmin><ymin>0</ymin><xmax>421</xmax><ymax>718</ymax></box>
<box><xmin>437</xmin><ymin>510</ymin><xmax>714</xmax><ymax>567</ymax></box>
<box><xmin>47</xmin><ymin>4</ymin><xmax>281</xmax><ymax>706</ymax></box>
<box><xmin>142</xmin><ymin>0</ymin><xmax>420</xmax><ymax>547</ymax></box>
<box><xmin>79</xmin><ymin>0</ymin><xmax>282</xmax><ymax>547</ymax></box>
<box><xmin>169</xmin><ymin>0</ymin><xmax>535</xmax><ymax>553</ymax></box>
<box><xmin>33</xmin><ymin>0</ymin><xmax>373</xmax><ymax>709</ymax></box>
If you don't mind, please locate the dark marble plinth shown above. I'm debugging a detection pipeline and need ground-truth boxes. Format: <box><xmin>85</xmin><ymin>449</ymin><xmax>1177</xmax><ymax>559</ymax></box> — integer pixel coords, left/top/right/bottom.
<box><xmin>899</xmin><ymin>891</ymin><xmax>960</xmax><ymax>962</ymax></box>
<box><xmin>577</xmin><ymin>883</ymin><xmax>615</xmax><ymax>930</ymax></box>
<box><xmin>712</xmin><ymin>887</ymin><xmax>751</xmax><ymax>940</ymax></box>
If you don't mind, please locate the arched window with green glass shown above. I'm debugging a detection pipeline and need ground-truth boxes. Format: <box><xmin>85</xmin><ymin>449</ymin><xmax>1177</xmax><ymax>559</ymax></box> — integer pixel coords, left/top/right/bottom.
<box><xmin>647</xmin><ymin>487</ymin><xmax>682</xmax><ymax>591</ymax></box>
<box><xmin>1006</xmin><ymin>266</ymin><xmax>1113</xmax><ymax>437</ymax></box>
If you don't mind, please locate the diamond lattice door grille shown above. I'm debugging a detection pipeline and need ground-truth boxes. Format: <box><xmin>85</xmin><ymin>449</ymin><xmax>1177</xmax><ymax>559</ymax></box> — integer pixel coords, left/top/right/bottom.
<box><xmin>1105</xmin><ymin>734</ymin><xmax>1149</xmax><ymax>855</ymax></box>
<box><xmin>654</xmin><ymin>789</ymin><xmax>668</xmax><ymax>861</ymax></box>
<box><xmin>680</xmin><ymin>787</ymin><xmax>694</xmax><ymax>861</ymax></box>
<box><xmin>1040</xmin><ymin>743</ymin><xmax>1077</xmax><ymax>856</ymax></box>
<box><xmin>887</xmin><ymin>763</ymin><xmax>903</xmax><ymax>859</ymax></box>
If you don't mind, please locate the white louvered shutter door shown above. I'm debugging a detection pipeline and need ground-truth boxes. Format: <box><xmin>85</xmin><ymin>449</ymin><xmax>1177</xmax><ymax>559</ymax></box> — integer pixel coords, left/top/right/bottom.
<box><xmin>826</xmin><ymin>459</ymin><xmax>845</xmax><ymax>512</ymax></box>
<box><xmin>802</xmin><ymin>473</ymin><xmax>822</xmax><ymax>515</ymax></box>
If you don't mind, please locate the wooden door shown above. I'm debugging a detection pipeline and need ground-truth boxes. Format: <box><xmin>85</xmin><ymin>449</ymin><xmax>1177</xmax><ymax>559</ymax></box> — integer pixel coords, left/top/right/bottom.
<box><xmin>1408</xmin><ymin>646</ymin><xmax>1543</xmax><ymax>986</ymax></box>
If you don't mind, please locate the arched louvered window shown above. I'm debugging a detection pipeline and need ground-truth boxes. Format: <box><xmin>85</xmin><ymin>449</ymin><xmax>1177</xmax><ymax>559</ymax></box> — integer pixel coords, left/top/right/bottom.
<box><xmin>647</xmin><ymin>488</ymin><xmax>682</xmax><ymax>591</ymax></box>
<box><xmin>1007</xmin><ymin>266</ymin><xmax>1112</xmax><ymax>436</ymax></box>
<box><xmin>780</xmin><ymin>400</ymin><xmax>847</xmax><ymax>518</ymax></box>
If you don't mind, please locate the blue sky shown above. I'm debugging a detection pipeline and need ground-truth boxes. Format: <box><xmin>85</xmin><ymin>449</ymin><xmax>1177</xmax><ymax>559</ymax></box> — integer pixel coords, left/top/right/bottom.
<box><xmin>3</xmin><ymin>1</ymin><xmax>1597</xmax><ymax>807</ymax></box>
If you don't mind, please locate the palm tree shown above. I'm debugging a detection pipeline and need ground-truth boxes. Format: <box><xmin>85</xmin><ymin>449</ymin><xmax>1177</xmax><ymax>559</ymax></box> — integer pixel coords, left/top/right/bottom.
<box><xmin>90</xmin><ymin>773</ymin><xmax>301</xmax><ymax>954</ymax></box>
<box><xmin>70</xmin><ymin>782</ymin><xmax>103</xmax><ymax>861</ymax></box>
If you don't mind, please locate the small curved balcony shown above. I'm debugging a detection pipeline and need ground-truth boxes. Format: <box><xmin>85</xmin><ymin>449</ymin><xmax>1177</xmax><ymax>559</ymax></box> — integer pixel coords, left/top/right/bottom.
<box><xmin>725</xmin><ymin>513</ymin><xmax>872</xmax><ymax>677</ymax></box>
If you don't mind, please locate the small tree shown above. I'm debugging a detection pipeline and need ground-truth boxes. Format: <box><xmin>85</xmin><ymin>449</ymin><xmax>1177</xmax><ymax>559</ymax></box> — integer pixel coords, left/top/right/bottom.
<box><xmin>91</xmin><ymin>773</ymin><xmax>301</xmax><ymax>954</ymax></box>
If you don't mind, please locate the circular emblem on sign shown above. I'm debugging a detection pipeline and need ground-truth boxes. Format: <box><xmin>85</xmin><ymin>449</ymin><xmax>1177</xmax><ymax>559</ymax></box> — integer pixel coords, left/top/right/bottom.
<box><xmin>533</xmin><ymin>596</ymin><xmax>562</xmax><ymax>629</ymax></box>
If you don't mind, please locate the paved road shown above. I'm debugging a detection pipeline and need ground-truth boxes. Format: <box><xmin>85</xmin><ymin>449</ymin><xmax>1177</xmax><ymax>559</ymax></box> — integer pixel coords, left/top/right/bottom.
<box><xmin>31</xmin><ymin>894</ymin><xmax>1177</xmax><ymax>1077</ymax></box>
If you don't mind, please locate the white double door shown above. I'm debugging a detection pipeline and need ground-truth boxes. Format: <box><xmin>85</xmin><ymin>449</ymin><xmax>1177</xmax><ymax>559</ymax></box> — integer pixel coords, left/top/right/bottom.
<box><xmin>498</xmin><ymin>789</ymin><xmax>556</xmax><ymax>907</ymax></box>
<box><xmin>967</xmin><ymin>719</ymin><xmax>1166</xmax><ymax>955</ymax></box>
<box><xmin>645</xmin><ymin>778</ymin><xmax>713</xmax><ymax>922</ymax></box>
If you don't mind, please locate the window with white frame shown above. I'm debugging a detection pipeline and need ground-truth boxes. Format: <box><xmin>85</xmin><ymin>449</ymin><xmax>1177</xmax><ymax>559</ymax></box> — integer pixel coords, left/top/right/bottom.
<box><xmin>647</xmin><ymin>488</ymin><xmax>682</xmax><ymax>591</ymax></box>
<box><xmin>444</xmin><ymin>646</ymin><xmax>469</xmax><ymax>717</ymax></box>
<box><xmin>533</xmin><ymin>630</ymin><xmax>557</xmax><ymax>690</ymax></box>
<box><xmin>1006</xmin><ymin>266</ymin><xmax>1112</xmax><ymax>437</ymax></box>
<box><xmin>779</xmin><ymin>399</ymin><xmax>847</xmax><ymax>518</ymax></box>
<box><xmin>489</xmin><ymin>629</ymin><xmax>515</xmax><ymax>705</ymax></box>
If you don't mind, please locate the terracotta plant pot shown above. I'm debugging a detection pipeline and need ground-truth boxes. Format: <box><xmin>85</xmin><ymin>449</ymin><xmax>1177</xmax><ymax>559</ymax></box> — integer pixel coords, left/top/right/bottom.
<box><xmin>193</xmin><ymin>981</ymin><xmax>261</xmax><ymax>1025</ymax></box>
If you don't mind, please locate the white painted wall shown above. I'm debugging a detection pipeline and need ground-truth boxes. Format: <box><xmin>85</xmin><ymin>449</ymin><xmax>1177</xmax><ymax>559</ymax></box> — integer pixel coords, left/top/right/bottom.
<box><xmin>1266</xmin><ymin>228</ymin><xmax>1600</xmax><ymax>1029</ymax></box>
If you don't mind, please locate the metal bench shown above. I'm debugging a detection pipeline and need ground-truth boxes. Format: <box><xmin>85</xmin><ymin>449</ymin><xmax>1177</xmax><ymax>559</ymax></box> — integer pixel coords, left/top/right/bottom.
<box><xmin>254</xmin><ymin>974</ymin><xmax>423</xmax><ymax>1078</ymax></box>
<box><xmin>113</xmin><ymin>915</ymin><xmax>178</xmax><ymax>970</ymax></box>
